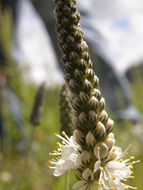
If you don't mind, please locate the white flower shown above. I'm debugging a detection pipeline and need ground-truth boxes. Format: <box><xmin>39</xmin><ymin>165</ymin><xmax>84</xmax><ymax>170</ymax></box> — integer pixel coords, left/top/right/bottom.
<box><xmin>73</xmin><ymin>145</ymin><xmax>139</xmax><ymax>190</ymax></box>
<box><xmin>94</xmin><ymin>145</ymin><xmax>139</xmax><ymax>190</ymax></box>
<box><xmin>73</xmin><ymin>168</ymin><xmax>94</xmax><ymax>190</ymax></box>
<box><xmin>49</xmin><ymin>131</ymin><xmax>81</xmax><ymax>177</ymax></box>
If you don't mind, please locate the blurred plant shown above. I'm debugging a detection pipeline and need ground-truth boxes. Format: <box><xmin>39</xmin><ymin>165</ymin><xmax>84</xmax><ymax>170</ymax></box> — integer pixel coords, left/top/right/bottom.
<box><xmin>27</xmin><ymin>82</ymin><xmax>46</xmax><ymax>159</ymax></box>
<box><xmin>59</xmin><ymin>83</ymin><xmax>73</xmax><ymax>136</ymax></box>
<box><xmin>0</xmin><ymin>5</ymin><xmax>28</xmax><ymax>152</ymax></box>
<box><xmin>26</xmin><ymin>82</ymin><xmax>45</xmax><ymax>162</ymax></box>
<box><xmin>49</xmin><ymin>0</ymin><xmax>140</xmax><ymax>189</ymax></box>
<box><xmin>0</xmin><ymin>5</ymin><xmax>12</xmax><ymax>65</ymax></box>
<box><xmin>0</xmin><ymin>3</ymin><xmax>24</xmax><ymax>98</ymax></box>
<box><xmin>0</xmin><ymin>5</ymin><xmax>14</xmax><ymax>151</ymax></box>
<box><xmin>14</xmin><ymin>83</ymin><xmax>46</xmax><ymax>189</ymax></box>
<box><xmin>30</xmin><ymin>82</ymin><xmax>46</xmax><ymax>127</ymax></box>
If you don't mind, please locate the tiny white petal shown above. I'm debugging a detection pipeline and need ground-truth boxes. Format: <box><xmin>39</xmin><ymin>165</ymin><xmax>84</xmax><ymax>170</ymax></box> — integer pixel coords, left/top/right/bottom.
<box><xmin>53</xmin><ymin>160</ymin><xmax>66</xmax><ymax>177</ymax></box>
<box><xmin>62</xmin><ymin>146</ymin><xmax>76</xmax><ymax>160</ymax></box>
<box><xmin>94</xmin><ymin>160</ymin><xmax>101</xmax><ymax>173</ymax></box>
<box><xmin>106</xmin><ymin>161</ymin><xmax>131</xmax><ymax>178</ymax></box>
<box><xmin>73</xmin><ymin>180</ymin><xmax>87</xmax><ymax>190</ymax></box>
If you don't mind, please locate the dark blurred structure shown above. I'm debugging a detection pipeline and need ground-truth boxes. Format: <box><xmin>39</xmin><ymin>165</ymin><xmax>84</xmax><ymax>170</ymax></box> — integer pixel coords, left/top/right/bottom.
<box><xmin>1</xmin><ymin>0</ymin><xmax>18</xmax><ymax>20</ymax></box>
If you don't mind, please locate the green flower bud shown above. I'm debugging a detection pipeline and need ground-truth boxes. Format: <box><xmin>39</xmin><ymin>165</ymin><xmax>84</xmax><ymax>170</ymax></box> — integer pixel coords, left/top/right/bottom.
<box><xmin>89</xmin><ymin>96</ymin><xmax>98</xmax><ymax>110</ymax></box>
<box><xmin>82</xmin><ymin>168</ymin><xmax>93</xmax><ymax>181</ymax></box>
<box><xmin>95</xmin><ymin>122</ymin><xmax>106</xmax><ymax>139</ymax></box>
<box><xmin>86</xmin><ymin>131</ymin><xmax>96</xmax><ymax>147</ymax></box>
<box><xmin>81</xmin><ymin>150</ymin><xmax>92</xmax><ymax>165</ymax></box>
<box><xmin>74</xmin><ymin>129</ymin><xmax>85</xmax><ymax>145</ymax></box>
<box><xmin>89</xmin><ymin>110</ymin><xmax>97</xmax><ymax>124</ymax></box>
<box><xmin>105</xmin><ymin>118</ymin><xmax>114</xmax><ymax>134</ymax></box>
<box><xmin>79</xmin><ymin>112</ymin><xmax>88</xmax><ymax>124</ymax></box>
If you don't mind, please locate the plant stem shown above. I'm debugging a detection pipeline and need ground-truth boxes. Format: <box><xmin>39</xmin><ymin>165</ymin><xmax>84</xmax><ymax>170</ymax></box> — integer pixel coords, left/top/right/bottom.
<box><xmin>65</xmin><ymin>171</ymin><xmax>70</xmax><ymax>190</ymax></box>
<box><xmin>14</xmin><ymin>126</ymin><xmax>35</xmax><ymax>189</ymax></box>
<box><xmin>24</xmin><ymin>126</ymin><xmax>35</xmax><ymax>168</ymax></box>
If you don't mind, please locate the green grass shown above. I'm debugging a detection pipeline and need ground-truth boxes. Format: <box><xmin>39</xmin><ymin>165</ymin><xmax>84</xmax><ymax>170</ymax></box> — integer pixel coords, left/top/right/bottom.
<box><xmin>0</xmin><ymin>74</ymin><xmax>143</xmax><ymax>190</ymax></box>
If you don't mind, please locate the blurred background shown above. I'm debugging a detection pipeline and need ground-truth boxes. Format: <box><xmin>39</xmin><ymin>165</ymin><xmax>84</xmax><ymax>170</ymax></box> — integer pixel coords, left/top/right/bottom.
<box><xmin>0</xmin><ymin>0</ymin><xmax>143</xmax><ymax>189</ymax></box>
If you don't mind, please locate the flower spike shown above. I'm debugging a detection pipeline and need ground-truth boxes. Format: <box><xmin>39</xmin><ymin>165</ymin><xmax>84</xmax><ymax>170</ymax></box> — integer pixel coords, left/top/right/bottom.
<box><xmin>49</xmin><ymin>0</ymin><xmax>140</xmax><ymax>189</ymax></box>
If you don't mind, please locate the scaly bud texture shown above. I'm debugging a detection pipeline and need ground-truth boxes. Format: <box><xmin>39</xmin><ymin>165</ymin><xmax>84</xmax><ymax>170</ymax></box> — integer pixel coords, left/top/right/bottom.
<box><xmin>54</xmin><ymin>0</ymin><xmax>112</xmax><ymax>141</ymax></box>
<box><xmin>59</xmin><ymin>83</ymin><xmax>73</xmax><ymax>136</ymax></box>
<box><xmin>49</xmin><ymin>0</ymin><xmax>139</xmax><ymax>189</ymax></box>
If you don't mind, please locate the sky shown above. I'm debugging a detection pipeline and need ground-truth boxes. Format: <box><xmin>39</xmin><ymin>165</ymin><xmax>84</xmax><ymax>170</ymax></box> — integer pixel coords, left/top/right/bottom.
<box><xmin>78</xmin><ymin>0</ymin><xmax>143</xmax><ymax>74</ymax></box>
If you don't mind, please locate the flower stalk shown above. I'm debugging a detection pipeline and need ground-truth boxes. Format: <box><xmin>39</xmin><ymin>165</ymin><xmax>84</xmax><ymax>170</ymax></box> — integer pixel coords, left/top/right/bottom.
<box><xmin>49</xmin><ymin>0</ymin><xmax>139</xmax><ymax>189</ymax></box>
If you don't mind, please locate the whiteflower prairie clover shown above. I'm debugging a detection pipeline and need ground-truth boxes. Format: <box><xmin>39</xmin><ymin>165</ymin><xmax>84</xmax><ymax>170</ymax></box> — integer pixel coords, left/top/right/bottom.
<box><xmin>48</xmin><ymin>0</ymin><xmax>140</xmax><ymax>189</ymax></box>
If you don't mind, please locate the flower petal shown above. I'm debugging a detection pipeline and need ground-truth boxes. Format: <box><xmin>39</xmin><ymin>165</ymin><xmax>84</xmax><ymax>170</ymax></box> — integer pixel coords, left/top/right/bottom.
<box><xmin>94</xmin><ymin>160</ymin><xmax>101</xmax><ymax>173</ymax></box>
<box><xmin>73</xmin><ymin>180</ymin><xmax>87</xmax><ymax>190</ymax></box>
<box><xmin>53</xmin><ymin>159</ymin><xmax>66</xmax><ymax>177</ymax></box>
<box><xmin>62</xmin><ymin>146</ymin><xmax>75</xmax><ymax>160</ymax></box>
<box><xmin>53</xmin><ymin>159</ymin><xmax>75</xmax><ymax>177</ymax></box>
<box><xmin>106</xmin><ymin>161</ymin><xmax>131</xmax><ymax>178</ymax></box>
<box><xmin>113</xmin><ymin>146</ymin><xmax>123</xmax><ymax>160</ymax></box>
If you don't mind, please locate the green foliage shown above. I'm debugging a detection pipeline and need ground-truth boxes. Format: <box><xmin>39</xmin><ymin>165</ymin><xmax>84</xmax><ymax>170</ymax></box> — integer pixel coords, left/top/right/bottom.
<box><xmin>0</xmin><ymin>5</ymin><xmax>12</xmax><ymax>63</ymax></box>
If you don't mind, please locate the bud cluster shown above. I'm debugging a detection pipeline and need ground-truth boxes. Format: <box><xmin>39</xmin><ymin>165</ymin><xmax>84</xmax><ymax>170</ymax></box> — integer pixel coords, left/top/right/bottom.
<box><xmin>54</xmin><ymin>0</ymin><xmax>114</xmax><ymax>172</ymax></box>
<box><xmin>54</xmin><ymin>0</ymin><xmax>114</xmax><ymax>140</ymax></box>
<box><xmin>53</xmin><ymin>0</ymin><xmax>138</xmax><ymax>189</ymax></box>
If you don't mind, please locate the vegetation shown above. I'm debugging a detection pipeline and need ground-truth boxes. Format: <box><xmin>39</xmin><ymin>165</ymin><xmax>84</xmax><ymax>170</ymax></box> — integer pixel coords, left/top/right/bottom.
<box><xmin>0</xmin><ymin>3</ymin><xmax>142</xmax><ymax>190</ymax></box>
